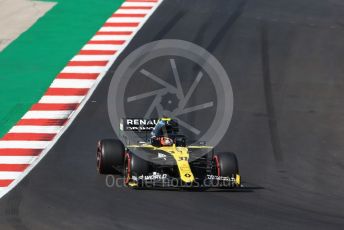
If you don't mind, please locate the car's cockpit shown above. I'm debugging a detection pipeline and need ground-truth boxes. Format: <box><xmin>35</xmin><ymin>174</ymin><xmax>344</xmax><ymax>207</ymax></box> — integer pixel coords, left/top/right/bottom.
<box><xmin>150</xmin><ymin>118</ymin><xmax>186</xmax><ymax>147</ymax></box>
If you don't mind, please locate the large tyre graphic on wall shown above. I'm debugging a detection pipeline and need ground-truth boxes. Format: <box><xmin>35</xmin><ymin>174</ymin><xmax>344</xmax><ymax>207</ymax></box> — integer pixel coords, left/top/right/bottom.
<box><xmin>108</xmin><ymin>40</ymin><xmax>234</xmax><ymax>164</ymax></box>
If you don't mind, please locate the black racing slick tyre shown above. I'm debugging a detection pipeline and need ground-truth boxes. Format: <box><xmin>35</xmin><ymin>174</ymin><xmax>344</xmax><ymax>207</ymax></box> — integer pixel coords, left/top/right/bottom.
<box><xmin>213</xmin><ymin>152</ymin><xmax>239</xmax><ymax>177</ymax></box>
<box><xmin>97</xmin><ymin>139</ymin><xmax>125</xmax><ymax>174</ymax></box>
<box><xmin>124</xmin><ymin>152</ymin><xmax>149</xmax><ymax>186</ymax></box>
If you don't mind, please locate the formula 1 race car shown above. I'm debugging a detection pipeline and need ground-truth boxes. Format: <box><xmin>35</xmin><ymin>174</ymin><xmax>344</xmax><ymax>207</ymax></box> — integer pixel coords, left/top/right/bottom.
<box><xmin>96</xmin><ymin>118</ymin><xmax>241</xmax><ymax>188</ymax></box>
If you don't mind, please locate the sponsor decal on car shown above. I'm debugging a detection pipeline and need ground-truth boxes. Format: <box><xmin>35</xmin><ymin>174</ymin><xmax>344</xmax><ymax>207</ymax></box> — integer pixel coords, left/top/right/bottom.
<box><xmin>139</xmin><ymin>172</ymin><xmax>168</xmax><ymax>181</ymax></box>
<box><xmin>206</xmin><ymin>175</ymin><xmax>235</xmax><ymax>182</ymax></box>
<box><xmin>184</xmin><ymin>173</ymin><xmax>192</xmax><ymax>178</ymax></box>
<box><xmin>157</xmin><ymin>152</ymin><xmax>167</xmax><ymax>160</ymax></box>
<box><xmin>152</xmin><ymin>152</ymin><xmax>168</xmax><ymax>160</ymax></box>
<box><xmin>120</xmin><ymin>118</ymin><xmax>158</xmax><ymax>131</ymax></box>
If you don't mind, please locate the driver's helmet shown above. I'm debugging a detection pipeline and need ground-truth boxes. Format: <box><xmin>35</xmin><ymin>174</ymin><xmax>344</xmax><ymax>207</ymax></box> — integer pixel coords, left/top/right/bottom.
<box><xmin>150</xmin><ymin>118</ymin><xmax>178</xmax><ymax>146</ymax></box>
<box><xmin>159</xmin><ymin>137</ymin><xmax>173</xmax><ymax>146</ymax></box>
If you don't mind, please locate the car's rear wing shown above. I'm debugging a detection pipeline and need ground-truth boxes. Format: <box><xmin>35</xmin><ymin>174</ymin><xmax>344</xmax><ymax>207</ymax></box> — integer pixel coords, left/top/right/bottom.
<box><xmin>120</xmin><ymin>118</ymin><xmax>159</xmax><ymax>132</ymax></box>
<box><xmin>119</xmin><ymin>118</ymin><xmax>211</xmax><ymax>147</ymax></box>
<box><xmin>119</xmin><ymin>118</ymin><xmax>159</xmax><ymax>144</ymax></box>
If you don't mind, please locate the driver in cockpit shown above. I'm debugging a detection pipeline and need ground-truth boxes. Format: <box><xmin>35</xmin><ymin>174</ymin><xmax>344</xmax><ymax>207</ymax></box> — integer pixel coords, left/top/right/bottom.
<box><xmin>150</xmin><ymin>118</ymin><xmax>178</xmax><ymax>147</ymax></box>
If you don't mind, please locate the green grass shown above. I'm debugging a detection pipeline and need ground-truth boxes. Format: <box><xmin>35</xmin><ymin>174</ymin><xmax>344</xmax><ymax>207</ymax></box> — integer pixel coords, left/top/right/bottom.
<box><xmin>0</xmin><ymin>0</ymin><xmax>124</xmax><ymax>137</ymax></box>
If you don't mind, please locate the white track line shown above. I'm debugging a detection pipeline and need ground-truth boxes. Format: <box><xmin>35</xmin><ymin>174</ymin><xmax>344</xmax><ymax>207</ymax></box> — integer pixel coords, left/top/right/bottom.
<box><xmin>91</xmin><ymin>35</ymin><xmax>131</xmax><ymax>41</ymax></box>
<box><xmin>116</xmin><ymin>9</ymin><xmax>151</xmax><ymax>14</ymax></box>
<box><xmin>0</xmin><ymin>156</ymin><xmax>38</xmax><ymax>164</ymax></box>
<box><xmin>0</xmin><ymin>141</ymin><xmax>50</xmax><ymax>149</ymax></box>
<box><xmin>82</xmin><ymin>44</ymin><xmax>123</xmax><ymax>50</ymax></box>
<box><xmin>39</xmin><ymin>96</ymin><xmax>85</xmax><ymax>104</ymax></box>
<box><xmin>61</xmin><ymin>66</ymin><xmax>105</xmax><ymax>74</ymax></box>
<box><xmin>50</xmin><ymin>79</ymin><xmax>96</xmax><ymax>88</ymax></box>
<box><xmin>122</xmin><ymin>2</ymin><xmax>157</xmax><ymax>7</ymax></box>
<box><xmin>106</xmin><ymin>17</ymin><xmax>144</xmax><ymax>23</ymax></box>
<box><xmin>71</xmin><ymin>55</ymin><xmax>113</xmax><ymax>61</ymax></box>
<box><xmin>0</xmin><ymin>172</ymin><xmax>23</xmax><ymax>180</ymax></box>
<box><xmin>9</xmin><ymin>126</ymin><xmax>63</xmax><ymax>134</ymax></box>
<box><xmin>99</xmin><ymin>27</ymin><xmax>135</xmax><ymax>32</ymax></box>
<box><xmin>22</xmin><ymin>111</ymin><xmax>72</xmax><ymax>119</ymax></box>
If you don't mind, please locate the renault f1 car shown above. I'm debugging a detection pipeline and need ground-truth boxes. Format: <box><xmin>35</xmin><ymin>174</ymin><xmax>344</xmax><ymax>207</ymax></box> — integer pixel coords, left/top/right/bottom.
<box><xmin>96</xmin><ymin>118</ymin><xmax>241</xmax><ymax>188</ymax></box>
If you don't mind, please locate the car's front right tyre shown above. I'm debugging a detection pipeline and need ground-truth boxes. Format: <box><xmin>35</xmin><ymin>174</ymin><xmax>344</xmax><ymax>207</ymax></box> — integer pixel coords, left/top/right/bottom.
<box><xmin>212</xmin><ymin>152</ymin><xmax>240</xmax><ymax>186</ymax></box>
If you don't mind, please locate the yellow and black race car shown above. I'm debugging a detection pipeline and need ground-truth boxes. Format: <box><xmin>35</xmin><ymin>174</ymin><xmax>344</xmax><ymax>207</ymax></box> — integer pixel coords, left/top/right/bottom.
<box><xmin>96</xmin><ymin>118</ymin><xmax>241</xmax><ymax>188</ymax></box>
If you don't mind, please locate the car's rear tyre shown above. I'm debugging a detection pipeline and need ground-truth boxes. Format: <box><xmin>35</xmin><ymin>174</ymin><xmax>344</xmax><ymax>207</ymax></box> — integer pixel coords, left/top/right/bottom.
<box><xmin>213</xmin><ymin>152</ymin><xmax>239</xmax><ymax>177</ymax></box>
<box><xmin>97</xmin><ymin>139</ymin><xmax>125</xmax><ymax>174</ymax></box>
<box><xmin>124</xmin><ymin>152</ymin><xmax>149</xmax><ymax>186</ymax></box>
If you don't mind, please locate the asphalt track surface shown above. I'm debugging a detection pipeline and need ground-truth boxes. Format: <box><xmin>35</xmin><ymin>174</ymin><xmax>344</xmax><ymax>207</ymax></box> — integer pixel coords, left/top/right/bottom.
<box><xmin>1</xmin><ymin>0</ymin><xmax>344</xmax><ymax>229</ymax></box>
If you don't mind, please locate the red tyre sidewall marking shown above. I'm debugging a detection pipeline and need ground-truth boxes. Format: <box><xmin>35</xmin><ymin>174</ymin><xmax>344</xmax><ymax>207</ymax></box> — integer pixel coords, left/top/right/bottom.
<box><xmin>213</xmin><ymin>155</ymin><xmax>221</xmax><ymax>176</ymax></box>
<box><xmin>96</xmin><ymin>141</ymin><xmax>102</xmax><ymax>173</ymax></box>
<box><xmin>124</xmin><ymin>152</ymin><xmax>131</xmax><ymax>184</ymax></box>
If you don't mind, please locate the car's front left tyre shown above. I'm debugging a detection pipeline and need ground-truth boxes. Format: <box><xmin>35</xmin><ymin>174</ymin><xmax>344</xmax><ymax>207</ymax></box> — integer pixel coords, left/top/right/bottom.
<box><xmin>97</xmin><ymin>139</ymin><xmax>125</xmax><ymax>174</ymax></box>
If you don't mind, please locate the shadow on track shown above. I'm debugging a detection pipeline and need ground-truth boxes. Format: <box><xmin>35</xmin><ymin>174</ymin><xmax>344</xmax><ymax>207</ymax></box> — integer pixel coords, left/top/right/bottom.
<box><xmin>131</xmin><ymin>183</ymin><xmax>264</xmax><ymax>193</ymax></box>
